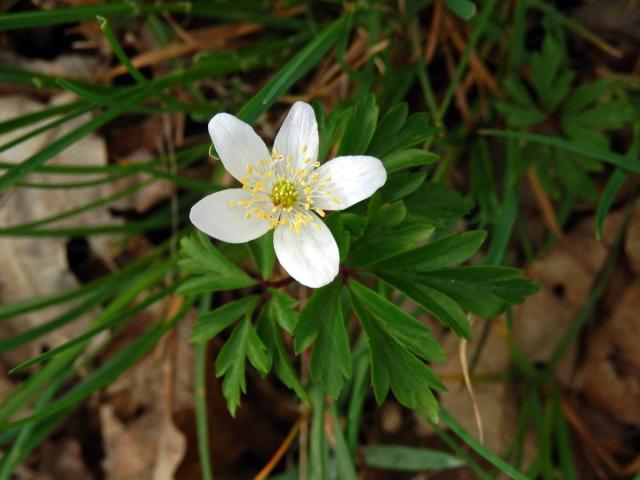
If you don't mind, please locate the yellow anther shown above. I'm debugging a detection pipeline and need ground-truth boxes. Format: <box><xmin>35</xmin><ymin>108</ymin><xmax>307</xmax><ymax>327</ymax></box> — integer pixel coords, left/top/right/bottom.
<box><xmin>227</xmin><ymin>200</ymin><xmax>237</xmax><ymax>206</ymax></box>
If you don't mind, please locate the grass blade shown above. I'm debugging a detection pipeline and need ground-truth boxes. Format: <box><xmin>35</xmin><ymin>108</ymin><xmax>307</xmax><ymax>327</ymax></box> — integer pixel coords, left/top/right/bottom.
<box><xmin>237</xmin><ymin>13</ymin><xmax>349</xmax><ymax>123</ymax></box>
<box><xmin>481</xmin><ymin>129</ymin><xmax>640</xmax><ymax>174</ymax></box>
<box><xmin>440</xmin><ymin>409</ymin><xmax>530</xmax><ymax>480</ymax></box>
<box><xmin>194</xmin><ymin>294</ymin><xmax>214</xmax><ymax>480</ymax></box>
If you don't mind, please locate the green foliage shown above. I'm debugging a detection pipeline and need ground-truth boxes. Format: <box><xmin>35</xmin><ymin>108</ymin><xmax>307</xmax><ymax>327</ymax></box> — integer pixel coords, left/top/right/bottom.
<box><xmin>216</xmin><ymin>318</ymin><xmax>270</xmax><ymax>416</ymax></box>
<box><xmin>0</xmin><ymin>1</ymin><xmax>581</xmax><ymax>477</ymax></box>
<box><xmin>190</xmin><ymin>295</ymin><xmax>260</xmax><ymax>343</ymax></box>
<box><xmin>497</xmin><ymin>27</ymin><xmax>634</xmax><ymax>203</ymax></box>
<box><xmin>294</xmin><ymin>281</ymin><xmax>352</xmax><ymax>397</ymax></box>
<box><xmin>444</xmin><ymin>0</ymin><xmax>477</xmax><ymax>21</ymax></box>
<box><xmin>177</xmin><ymin>232</ymin><xmax>256</xmax><ymax>295</ymax></box>
<box><xmin>362</xmin><ymin>445</ymin><xmax>465</xmax><ymax>471</ymax></box>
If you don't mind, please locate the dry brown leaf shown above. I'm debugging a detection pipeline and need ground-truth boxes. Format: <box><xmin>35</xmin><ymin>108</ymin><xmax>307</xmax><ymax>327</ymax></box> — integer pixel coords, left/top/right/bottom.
<box><xmin>12</xmin><ymin>437</ymin><xmax>93</xmax><ymax>480</ymax></box>
<box><xmin>431</xmin><ymin>320</ymin><xmax>518</xmax><ymax>454</ymax></box>
<box><xmin>576</xmin><ymin>281</ymin><xmax>640</xmax><ymax>426</ymax></box>
<box><xmin>0</xmin><ymin>94</ymin><xmax>119</xmax><ymax>367</ymax></box>
<box><xmin>100</xmin><ymin>310</ymin><xmax>195</xmax><ymax>480</ymax></box>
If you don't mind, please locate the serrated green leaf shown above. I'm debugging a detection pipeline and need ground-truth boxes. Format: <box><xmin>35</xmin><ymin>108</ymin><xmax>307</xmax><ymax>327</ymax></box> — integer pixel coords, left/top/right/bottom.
<box><xmin>191</xmin><ymin>295</ymin><xmax>259</xmax><ymax>343</ymax></box>
<box><xmin>377</xmin><ymin>273</ymin><xmax>472</xmax><ymax>339</ymax></box>
<box><xmin>404</xmin><ymin>182</ymin><xmax>474</xmax><ymax>224</ymax></box>
<box><xmin>349</xmin><ymin>281</ymin><xmax>445</xmax><ymax>364</ymax></box>
<box><xmin>350</xmin><ymin>291</ymin><xmax>440</xmax><ymax>422</ymax></box>
<box><xmin>562</xmin><ymin>80</ymin><xmax>608</xmax><ymax>115</ymax></box>
<box><xmin>216</xmin><ymin>318</ymin><xmax>269</xmax><ymax>416</ymax></box>
<box><xmin>496</xmin><ymin>103</ymin><xmax>547</xmax><ymax>128</ymax></box>
<box><xmin>370</xmin><ymin>231</ymin><xmax>485</xmax><ymax>272</ymax></box>
<box><xmin>348</xmin><ymin>224</ymin><xmax>434</xmax><ymax>267</ymax></box>
<box><xmin>256</xmin><ymin>307</ymin><xmax>307</xmax><ymax>402</ymax></box>
<box><xmin>293</xmin><ymin>281</ymin><xmax>339</xmax><ymax>353</ymax></box>
<box><xmin>394</xmin><ymin>113</ymin><xmax>439</xmax><ymax>151</ymax></box>
<box><xmin>424</xmin><ymin>266</ymin><xmax>540</xmax><ymax>306</ymax></box>
<box><xmin>308</xmin><ymin>284</ymin><xmax>351</xmax><ymax>397</ymax></box>
<box><xmin>267</xmin><ymin>288</ymin><xmax>298</xmax><ymax>333</ymax></box>
<box><xmin>177</xmin><ymin>233</ymin><xmax>256</xmax><ymax>295</ymax></box>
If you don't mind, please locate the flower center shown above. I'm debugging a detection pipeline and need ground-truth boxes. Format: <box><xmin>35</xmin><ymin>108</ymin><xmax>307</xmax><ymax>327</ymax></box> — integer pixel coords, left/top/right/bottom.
<box><xmin>270</xmin><ymin>178</ymin><xmax>298</xmax><ymax>209</ymax></box>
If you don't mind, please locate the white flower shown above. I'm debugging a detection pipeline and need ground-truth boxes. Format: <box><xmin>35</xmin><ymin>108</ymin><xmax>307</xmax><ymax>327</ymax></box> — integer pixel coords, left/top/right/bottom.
<box><xmin>189</xmin><ymin>101</ymin><xmax>387</xmax><ymax>288</ymax></box>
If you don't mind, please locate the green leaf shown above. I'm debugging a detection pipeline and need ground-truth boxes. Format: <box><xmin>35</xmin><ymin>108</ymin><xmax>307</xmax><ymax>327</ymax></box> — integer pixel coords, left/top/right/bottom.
<box><xmin>266</xmin><ymin>288</ymin><xmax>298</xmax><ymax>333</ymax></box>
<box><xmin>394</xmin><ymin>113</ymin><xmax>439</xmax><ymax>151</ymax></box>
<box><xmin>216</xmin><ymin>318</ymin><xmax>270</xmax><ymax>416</ymax></box>
<box><xmin>325</xmin><ymin>213</ymin><xmax>350</xmax><ymax>261</ymax></box>
<box><xmin>256</xmin><ymin>307</ymin><xmax>307</xmax><ymax>402</ymax></box>
<box><xmin>444</xmin><ymin>0</ymin><xmax>477</xmax><ymax>20</ymax></box>
<box><xmin>368</xmin><ymin>102</ymin><xmax>408</xmax><ymax>157</ymax></box>
<box><xmin>404</xmin><ymin>182</ymin><xmax>474</xmax><ymax>224</ymax></box>
<box><xmin>308</xmin><ymin>284</ymin><xmax>351</xmax><ymax>397</ymax></box>
<box><xmin>318</xmin><ymin>106</ymin><xmax>349</xmax><ymax>162</ymax></box>
<box><xmin>363</xmin><ymin>445</ymin><xmax>465</xmax><ymax>471</ymax></box>
<box><xmin>496</xmin><ymin>103</ymin><xmax>547</xmax><ymax>128</ymax></box>
<box><xmin>350</xmin><ymin>291</ymin><xmax>440</xmax><ymax>422</ymax></box>
<box><xmin>377</xmin><ymin>273</ymin><xmax>472</xmax><ymax>339</ymax></box>
<box><xmin>348</xmin><ymin>281</ymin><xmax>445</xmax><ymax>364</ymax></box>
<box><xmin>562</xmin><ymin>80</ymin><xmax>607</xmax><ymax>115</ymax></box>
<box><xmin>348</xmin><ymin>224</ymin><xmax>434</xmax><ymax>267</ymax></box>
<box><xmin>341</xmin><ymin>213</ymin><xmax>366</xmax><ymax>237</ymax></box>
<box><xmin>380</xmin><ymin>172</ymin><xmax>426</xmax><ymax>203</ymax></box>
<box><xmin>369</xmin><ymin>231</ymin><xmax>485</xmax><ymax>272</ymax></box>
<box><xmin>424</xmin><ymin>266</ymin><xmax>540</xmax><ymax>306</ymax></box>
<box><xmin>247</xmin><ymin>230</ymin><xmax>276</xmax><ymax>280</ymax></box>
<box><xmin>530</xmin><ymin>33</ymin><xmax>571</xmax><ymax>110</ymax></box>
<box><xmin>177</xmin><ymin>233</ymin><xmax>256</xmax><ymax>295</ymax></box>
<box><xmin>293</xmin><ymin>281</ymin><xmax>339</xmax><ymax>353</ymax></box>
<box><xmin>382</xmin><ymin>149</ymin><xmax>438</xmax><ymax>174</ymax></box>
<box><xmin>190</xmin><ymin>295</ymin><xmax>260</xmax><ymax>343</ymax></box>
<box><xmin>338</xmin><ymin>93</ymin><xmax>379</xmax><ymax>155</ymax></box>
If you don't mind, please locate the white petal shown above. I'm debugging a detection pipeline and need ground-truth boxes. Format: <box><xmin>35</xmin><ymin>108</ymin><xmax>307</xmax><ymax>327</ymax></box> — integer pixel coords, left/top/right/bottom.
<box><xmin>313</xmin><ymin>155</ymin><xmax>387</xmax><ymax>210</ymax></box>
<box><xmin>273</xmin><ymin>101</ymin><xmax>319</xmax><ymax>171</ymax></box>
<box><xmin>274</xmin><ymin>218</ymin><xmax>339</xmax><ymax>288</ymax></box>
<box><xmin>190</xmin><ymin>189</ymin><xmax>271</xmax><ymax>243</ymax></box>
<box><xmin>208</xmin><ymin>113</ymin><xmax>271</xmax><ymax>181</ymax></box>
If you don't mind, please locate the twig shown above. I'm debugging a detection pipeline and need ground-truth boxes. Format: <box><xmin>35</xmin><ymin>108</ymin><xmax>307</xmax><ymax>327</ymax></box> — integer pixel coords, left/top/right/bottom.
<box><xmin>254</xmin><ymin>415</ymin><xmax>305</xmax><ymax>480</ymax></box>
<box><xmin>459</xmin><ymin>316</ymin><xmax>484</xmax><ymax>444</ymax></box>
<box><xmin>424</xmin><ymin>0</ymin><xmax>442</xmax><ymax>64</ymax></box>
<box><xmin>525</xmin><ymin>169</ymin><xmax>567</xmax><ymax>243</ymax></box>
